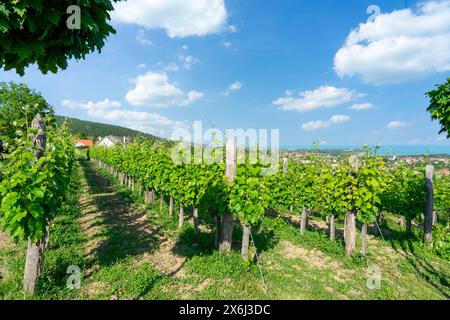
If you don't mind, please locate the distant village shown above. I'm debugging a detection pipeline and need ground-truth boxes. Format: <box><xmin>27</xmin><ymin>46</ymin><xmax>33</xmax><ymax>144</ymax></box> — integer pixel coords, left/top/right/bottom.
<box><xmin>75</xmin><ymin>135</ymin><xmax>128</xmax><ymax>149</ymax></box>
<box><xmin>282</xmin><ymin>150</ymin><xmax>450</xmax><ymax>176</ymax></box>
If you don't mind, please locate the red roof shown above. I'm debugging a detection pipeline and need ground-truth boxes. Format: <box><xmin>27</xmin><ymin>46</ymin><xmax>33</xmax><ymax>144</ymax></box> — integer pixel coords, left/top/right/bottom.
<box><xmin>76</xmin><ymin>140</ymin><xmax>93</xmax><ymax>148</ymax></box>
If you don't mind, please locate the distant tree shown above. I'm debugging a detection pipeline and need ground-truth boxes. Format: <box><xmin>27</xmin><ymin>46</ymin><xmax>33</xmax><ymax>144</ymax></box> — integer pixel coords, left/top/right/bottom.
<box><xmin>78</xmin><ymin>133</ymin><xmax>88</xmax><ymax>140</ymax></box>
<box><xmin>0</xmin><ymin>1</ymin><xmax>119</xmax><ymax>75</ymax></box>
<box><xmin>56</xmin><ymin>116</ymin><xmax>165</xmax><ymax>144</ymax></box>
<box><xmin>426</xmin><ymin>78</ymin><xmax>450</xmax><ymax>139</ymax></box>
<box><xmin>0</xmin><ymin>82</ymin><xmax>54</xmax><ymax>151</ymax></box>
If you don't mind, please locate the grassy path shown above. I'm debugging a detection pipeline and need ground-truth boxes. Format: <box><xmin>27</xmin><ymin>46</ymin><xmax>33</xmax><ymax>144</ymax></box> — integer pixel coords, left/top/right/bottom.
<box><xmin>75</xmin><ymin>159</ymin><xmax>185</xmax><ymax>299</ymax></box>
<box><xmin>0</xmin><ymin>158</ymin><xmax>449</xmax><ymax>300</ymax></box>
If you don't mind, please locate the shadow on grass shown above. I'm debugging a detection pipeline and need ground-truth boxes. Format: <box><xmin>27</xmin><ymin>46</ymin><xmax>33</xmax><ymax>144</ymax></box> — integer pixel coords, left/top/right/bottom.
<box><xmin>78</xmin><ymin>160</ymin><xmax>162</xmax><ymax>270</ymax></box>
<box><xmin>170</xmin><ymin>214</ymin><xmax>279</xmax><ymax>273</ymax></box>
<box><xmin>391</xmin><ymin>236</ymin><xmax>450</xmax><ymax>299</ymax></box>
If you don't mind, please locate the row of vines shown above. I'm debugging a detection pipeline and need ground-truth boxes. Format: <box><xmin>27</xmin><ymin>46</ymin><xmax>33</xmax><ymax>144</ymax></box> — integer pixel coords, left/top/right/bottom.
<box><xmin>0</xmin><ymin>111</ymin><xmax>76</xmax><ymax>295</ymax></box>
<box><xmin>91</xmin><ymin>141</ymin><xmax>449</xmax><ymax>260</ymax></box>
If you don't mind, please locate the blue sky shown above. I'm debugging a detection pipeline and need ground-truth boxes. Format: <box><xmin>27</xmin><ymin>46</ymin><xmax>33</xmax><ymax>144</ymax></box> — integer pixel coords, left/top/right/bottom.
<box><xmin>1</xmin><ymin>0</ymin><xmax>450</xmax><ymax>147</ymax></box>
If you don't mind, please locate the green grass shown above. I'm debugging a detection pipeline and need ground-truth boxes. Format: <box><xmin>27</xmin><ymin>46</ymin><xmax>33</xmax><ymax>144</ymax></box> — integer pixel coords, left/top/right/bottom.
<box><xmin>0</xmin><ymin>158</ymin><xmax>448</xmax><ymax>300</ymax></box>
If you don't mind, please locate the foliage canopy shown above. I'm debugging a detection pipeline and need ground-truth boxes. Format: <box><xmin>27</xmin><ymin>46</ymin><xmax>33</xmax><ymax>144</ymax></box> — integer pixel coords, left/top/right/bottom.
<box><xmin>0</xmin><ymin>0</ymin><xmax>119</xmax><ymax>75</ymax></box>
<box><xmin>426</xmin><ymin>78</ymin><xmax>450</xmax><ymax>139</ymax></box>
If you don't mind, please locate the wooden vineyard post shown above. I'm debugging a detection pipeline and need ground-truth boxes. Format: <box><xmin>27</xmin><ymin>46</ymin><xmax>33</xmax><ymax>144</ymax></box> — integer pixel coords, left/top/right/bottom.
<box><xmin>344</xmin><ymin>212</ymin><xmax>356</xmax><ymax>256</ymax></box>
<box><xmin>424</xmin><ymin>165</ymin><xmax>434</xmax><ymax>245</ymax></box>
<box><xmin>145</xmin><ymin>188</ymin><xmax>151</xmax><ymax>204</ymax></box>
<box><xmin>24</xmin><ymin>114</ymin><xmax>47</xmax><ymax>296</ymax></box>
<box><xmin>24</xmin><ymin>241</ymin><xmax>41</xmax><ymax>296</ymax></box>
<box><xmin>150</xmin><ymin>190</ymin><xmax>155</xmax><ymax>204</ymax></box>
<box><xmin>345</xmin><ymin>155</ymin><xmax>358</xmax><ymax>257</ymax></box>
<box><xmin>178</xmin><ymin>203</ymin><xmax>184</xmax><ymax>229</ymax></box>
<box><xmin>169</xmin><ymin>197</ymin><xmax>174</xmax><ymax>216</ymax></box>
<box><xmin>330</xmin><ymin>215</ymin><xmax>335</xmax><ymax>242</ymax></box>
<box><xmin>300</xmin><ymin>207</ymin><xmax>307</xmax><ymax>235</ymax></box>
<box><xmin>144</xmin><ymin>188</ymin><xmax>148</xmax><ymax>204</ymax></box>
<box><xmin>219</xmin><ymin>139</ymin><xmax>236</xmax><ymax>253</ymax></box>
<box><xmin>241</xmin><ymin>225</ymin><xmax>251</xmax><ymax>260</ymax></box>
<box><xmin>160</xmin><ymin>193</ymin><xmax>164</xmax><ymax>213</ymax></box>
<box><xmin>193</xmin><ymin>207</ymin><xmax>199</xmax><ymax>236</ymax></box>
<box><xmin>361</xmin><ymin>223</ymin><xmax>368</xmax><ymax>255</ymax></box>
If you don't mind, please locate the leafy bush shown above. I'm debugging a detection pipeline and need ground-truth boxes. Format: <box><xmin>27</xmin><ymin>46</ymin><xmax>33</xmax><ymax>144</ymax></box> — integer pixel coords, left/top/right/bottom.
<box><xmin>433</xmin><ymin>225</ymin><xmax>450</xmax><ymax>260</ymax></box>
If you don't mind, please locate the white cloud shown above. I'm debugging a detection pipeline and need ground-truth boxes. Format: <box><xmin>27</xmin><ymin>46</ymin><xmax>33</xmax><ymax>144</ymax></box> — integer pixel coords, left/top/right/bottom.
<box><xmin>285</xmin><ymin>90</ymin><xmax>294</xmax><ymax>97</ymax></box>
<box><xmin>138</xmin><ymin>63</ymin><xmax>147</xmax><ymax>68</ymax></box>
<box><xmin>125</xmin><ymin>72</ymin><xmax>203</xmax><ymax>108</ymax></box>
<box><xmin>228</xmin><ymin>25</ymin><xmax>238</xmax><ymax>33</ymax></box>
<box><xmin>273</xmin><ymin>86</ymin><xmax>362</xmax><ymax>112</ymax></box>
<box><xmin>229</xmin><ymin>81</ymin><xmax>242</xmax><ymax>90</ymax></box>
<box><xmin>61</xmin><ymin>99</ymin><xmax>188</xmax><ymax>135</ymax></box>
<box><xmin>437</xmin><ymin>136</ymin><xmax>447</xmax><ymax>141</ymax></box>
<box><xmin>330</xmin><ymin>115</ymin><xmax>351</xmax><ymax>123</ymax></box>
<box><xmin>220</xmin><ymin>81</ymin><xmax>243</xmax><ymax>96</ymax></box>
<box><xmin>387</xmin><ymin>121</ymin><xmax>409</xmax><ymax>129</ymax></box>
<box><xmin>302</xmin><ymin>114</ymin><xmax>350</xmax><ymax>131</ymax></box>
<box><xmin>61</xmin><ymin>99</ymin><xmax>121</xmax><ymax>112</ymax></box>
<box><xmin>181</xmin><ymin>45</ymin><xmax>189</xmax><ymax>51</ymax></box>
<box><xmin>179</xmin><ymin>55</ymin><xmax>200</xmax><ymax>70</ymax></box>
<box><xmin>136</xmin><ymin>29</ymin><xmax>153</xmax><ymax>45</ymax></box>
<box><xmin>302</xmin><ymin>120</ymin><xmax>329</xmax><ymax>131</ymax></box>
<box><xmin>165</xmin><ymin>62</ymin><xmax>180</xmax><ymax>72</ymax></box>
<box><xmin>112</xmin><ymin>0</ymin><xmax>228</xmax><ymax>38</ymax></box>
<box><xmin>349</xmin><ymin>103</ymin><xmax>374</xmax><ymax>111</ymax></box>
<box><xmin>187</xmin><ymin>90</ymin><xmax>204</xmax><ymax>102</ymax></box>
<box><xmin>222</xmin><ymin>41</ymin><xmax>232</xmax><ymax>48</ymax></box>
<box><xmin>334</xmin><ymin>1</ymin><xmax>450</xmax><ymax>84</ymax></box>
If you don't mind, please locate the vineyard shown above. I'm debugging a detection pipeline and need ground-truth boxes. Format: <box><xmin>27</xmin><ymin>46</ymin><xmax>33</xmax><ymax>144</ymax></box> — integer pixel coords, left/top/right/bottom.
<box><xmin>89</xmin><ymin>141</ymin><xmax>450</xmax><ymax>259</ymax></box>
<box><xmin>0</xmin><ymin>112</ymin><xmax>75</xmax><ymax>295</ymax></box>
<box><xmin>0</xmin><ymin>86</ymin><xmax>449</xmax><ymax>300</ymax></box>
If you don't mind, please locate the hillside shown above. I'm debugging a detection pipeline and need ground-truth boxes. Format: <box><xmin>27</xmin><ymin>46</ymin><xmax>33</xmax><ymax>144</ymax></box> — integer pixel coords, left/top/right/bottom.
<box><xmin>56</xmin><ymin>115</ymin><xmax>163</xmax><ymax>143</ymax></box>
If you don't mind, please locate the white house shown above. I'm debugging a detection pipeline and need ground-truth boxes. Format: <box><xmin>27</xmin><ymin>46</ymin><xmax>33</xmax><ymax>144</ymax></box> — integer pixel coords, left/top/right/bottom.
<box><xmin>97</xmin><ymin>136</ymin><xmax>127</xmax><ymax>148</ymax></box>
